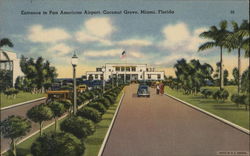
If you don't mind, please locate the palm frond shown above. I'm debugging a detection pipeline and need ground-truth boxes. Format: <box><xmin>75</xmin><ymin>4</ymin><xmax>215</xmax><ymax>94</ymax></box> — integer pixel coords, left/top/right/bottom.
<box><xmin>231</xmin><ymin>21</ymin><xmax>239</xmax><ymax>31</ymax></box>
<box><xmin>0</xmin><ymin>38</ymin><xmax>14</xmax><ymax>48</ymax></box>
<box><xmin>198</xmin><ymin>42</ymin><xmax>216</xmax><ymax>51</ymax></box>
<box><xmin>219</xmin><ymin>20</ymin><xmax>228</xmax><ymax>30</ymax></box>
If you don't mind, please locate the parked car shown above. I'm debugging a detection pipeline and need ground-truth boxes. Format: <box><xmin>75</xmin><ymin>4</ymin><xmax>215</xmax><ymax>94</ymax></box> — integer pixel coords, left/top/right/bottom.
<box><xmin>137</xmin><ymin>85</ymin><xmax>150</xmax><ymax>97</ymax></box>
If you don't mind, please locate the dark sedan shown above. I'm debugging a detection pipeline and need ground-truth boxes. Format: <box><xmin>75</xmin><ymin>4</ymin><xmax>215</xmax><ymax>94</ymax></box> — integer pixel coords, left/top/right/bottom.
<box><xmin>137</xmin><ymin>85</ymin><xmax>150</xmax><ymax>97</ymax></box>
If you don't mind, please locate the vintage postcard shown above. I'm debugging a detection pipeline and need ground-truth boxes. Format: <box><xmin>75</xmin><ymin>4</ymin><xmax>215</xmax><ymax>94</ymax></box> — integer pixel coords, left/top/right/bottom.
<box><xmin>0</xmin><ymin>0</ymin><xmax>249</xmax><ymax>156</ymax></box>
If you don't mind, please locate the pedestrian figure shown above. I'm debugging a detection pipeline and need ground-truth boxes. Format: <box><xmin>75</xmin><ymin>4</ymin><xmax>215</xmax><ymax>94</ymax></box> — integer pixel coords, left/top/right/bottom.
<box><xmin>160</xmin><ymin>82</ymin><xmax>164</xmax><ymax>95</ymax></box>
<box><xmin>156</xmin><ymin>84</ymin><xmax>160</xmax><ymax>95</ymax></box>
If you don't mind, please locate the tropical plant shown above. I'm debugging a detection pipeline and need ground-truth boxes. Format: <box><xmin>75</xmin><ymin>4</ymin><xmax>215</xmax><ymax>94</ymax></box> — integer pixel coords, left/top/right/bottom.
<box><xmin>224</xmin><ymin>20</ymin><xmax>249</xmax><ymax>94</ymax></box>
<box><xmin>174</xmin><ymin>59</ymin><xmax>213</xmax><ymax>94</ymax></box>
<box><xmin>31</xmin><ymin>132</ymin><xmax>85</xmax><ymax>156</ymax></box>
<box><xmin>241</xmin><ymin>69</ymin><xmax>249</xmax><ymax>93</ymax></box>
<box><xmin>4</xmin><ymin>88</ymin><xmax>19</xmax><ymax>99</ymax></box>
<box><xmin>1</xmin><ymin>115</ymin><xmax>31</xmax><ymax>156</ymax></box>
<box><xmin>212</xmin><ymin>89</ymin><xmax>229</xmax><ymax>102</ymax></box>
<box><xmin>232</xmin><ymin>67</ymin><xmax>239</xmax><ymax>85</ymax></box>
<box><xmin>0</xmin><ymin>38</ymin><xmax>14</xmax><ymax>91</ymax></box>
<box><xmin>20</xmin><ymin>55</ymin><xmax>57</xmax><ymax>93</ymax></box>
<box><xmin>60</xmin><ymin>116</ymin><xmax>95</xmax><ymax>139</ymax></box>
<box><xmin>198</xmin><ymin>20</ymin><xmax>230</xmax><ymax>90</ymax></box>
<box><xmin>231</xmin><ymin>94</ymin><xmax>248</xmax><ymax>110</ymax></box>
<box><xmin>88</xmin><ymin>102</ymin><xmax>107</xmax><ymax>115</ymax></box>
<box><xmin>77</xmin><ymin>107</ymin><xmax>102</xmax><ymax>123</ymax></box>
<box><xmin>27</xmin><ymin>104</ymin><xmax>53</xmax><ymax>136</ymax></box>
<box><xmin>201</xmin><ymin>89</ymin><xmax>213</xmax><ymax>98</ymax></box>
<box><xmin>47</xmin><ymin>101</ymin><xmax>66</xmax><ymax>131</ymax></box>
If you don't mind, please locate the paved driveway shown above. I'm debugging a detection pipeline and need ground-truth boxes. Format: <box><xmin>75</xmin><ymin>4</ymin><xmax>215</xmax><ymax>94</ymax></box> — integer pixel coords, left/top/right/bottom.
<box><xmin>1</xmin><ymin>98</ymin><xmax>47</xmax><ymax>153</ymax></box>
<box><xmin>102</xmin><ymin>84</ymin><xmax>250</xmax><ymax>156</ymax></box>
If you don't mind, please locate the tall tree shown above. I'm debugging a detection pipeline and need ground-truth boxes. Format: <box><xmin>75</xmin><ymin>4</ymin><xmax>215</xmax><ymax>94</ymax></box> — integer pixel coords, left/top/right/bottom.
<box><xmin>27</xmin><ymin>104</ymin><xmax>53</xmax><ymax>136</ymax></box>
<box><xmin>198</xmin><ymin>20</ymin><xmax>229</xmax><ymax>90</ymax></box>
<box><xmin>232</xmin><ymin>67</ymin><xmax>239</xmax><ymax>85</ymax></box>
<box><xmin>224</xmin><ymin>20</ymin><xmax>249</xmax><ymax>94</ymax></box>
<box><xmin>0</xmin><ymin>38</ymin><xmax>14</xmax><ymax>90</ymax></box>
<box><xmin>1</xmin><ymin>115</ymin><xmax>31</xmax><ymax>156</ymax></box>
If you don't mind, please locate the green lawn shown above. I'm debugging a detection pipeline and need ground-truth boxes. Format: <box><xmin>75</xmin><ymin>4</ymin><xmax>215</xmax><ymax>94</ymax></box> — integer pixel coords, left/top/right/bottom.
<box><xmin>3</xmin><ymin>91</ymin><xmax>123</xmax><ymax>156</ymax></box>
<box><xmin>0</xmin><ymin>92</ymin><xmax>45</xmax><ymax>108</ymax></box>
<box><xmin>165</xmin><ymin>86</ymin><xmax>249</xmax><ymax>130</ymax></box>
<box><xmin>84</xmin><ymin>92</ymin><xmax>123</xmax><ymax>156</ymax></box>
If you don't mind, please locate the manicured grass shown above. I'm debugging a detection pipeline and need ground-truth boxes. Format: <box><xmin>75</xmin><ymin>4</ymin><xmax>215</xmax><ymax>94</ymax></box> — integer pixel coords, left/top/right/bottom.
<box><xmin>0</xmin><ymin>92</ymin><xmax>45</xmax><ymax>108</ymax></box>
<box><xmin>3</xmin><ymin>91</ymin><xmax>123</xmax><ymax>156</ymax></box>
<box><xmin>84</xmin><ymin>92</ymin><xmax>123</xmax><ymax>156</ymax></box>
<box><xmin>165</xmin><ymin>86</ymin><xmax>249</xmax><ymax>130</ymax></box>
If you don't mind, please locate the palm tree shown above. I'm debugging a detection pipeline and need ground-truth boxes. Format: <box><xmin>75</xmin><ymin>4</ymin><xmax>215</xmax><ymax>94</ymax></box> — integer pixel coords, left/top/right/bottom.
<box><xmin>0</xmin><ymin>38</ymin><xmax>14</xmax><ymax>67</ymax></box>
<box><xmin>198</xmin><ymin>20</ymin><xmax>229</xmax><ymax>90</ymax></box>
<box><xmin>224</xmin><ymin>20</ymin><xmax>248</xmax><ymax>94</ymax></box>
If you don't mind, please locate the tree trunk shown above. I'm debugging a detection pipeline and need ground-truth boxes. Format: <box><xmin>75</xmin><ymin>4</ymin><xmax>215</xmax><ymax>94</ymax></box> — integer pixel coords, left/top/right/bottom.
<box><xmin>55</xmin><ymin>118</ymin><xmax>57</xmax><ymax>131</ymax></box>
<box><xmin>220</xmin><ymin>46</ymin><xmax>224</xmax><ymax>90</ymax></box>
<box><xmin>238</xmin><ymin>48</ymin><xmax>241</xmax><ymax>94</ymax></box>
<box><xmin>11</xmin><ymin>138</ymin><xmax>16</xmax><ymax>156</ymax></box>
<box><xmin>40</xmin><ymin>122</ymin><xmax>43</xmax><ymax>136</ymax></box>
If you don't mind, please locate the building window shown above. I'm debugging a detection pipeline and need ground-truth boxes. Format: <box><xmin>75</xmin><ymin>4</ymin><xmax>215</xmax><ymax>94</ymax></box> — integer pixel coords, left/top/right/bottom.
<box><xmin>109</xmin><ymin>75</ymin><xmax>111</xmax><ymax>79</ymax></box>
<box><xmin>132</xmin><ymin>67</ymin><xmax>136</xmax><ymax>71</ymax></box>
<box><xmin>115</xmin><ymin>67</ymin><xmax>120</xmax><ymax>71</ymax></box>
<box><xmin>140</xmin><ymin>75</ymin><xmax>142</xmax><ymax>79</ymax></box>
<box><xmin>140</xmin><ymin>69</ymin><xmax>142</xmax><ymax>72</ymax></box>
<box><xmin>157</xmin><ymin>74</ymin><xmax>161</xmax><ymax>79</ymax></box>
<box><xmin>95</xmin><ymin>74</ymin><xmax>98</xmax><ymax>79</ymax></box>
<box><xmin>100</xmin><ymin>74</ymin><xmax>103</xmax><ymax>80</ymax></box>
<box><xmin>121</xmin><ymin>67</ymin><xmax>125</xmax><ymax>71</ymax></box>
<box><xmin>109</xmin><ymin>69</ymin><xmax>111</xmax><ymax>72</ymax></box>
<box><xmin>126</xmin><ymin>67</ymin><xmax>130</xmax><ymax>71</ymax></box>
<box><xmin>148</xmin><ymin>74</ymin><xmax>151</xmax><ymax>79</ymax></box>
<box><xmin>96</xmin><ymin>68</ymin><xmax>102</xmax><ymax>72</ymax></box>
<box><xmin>146</xmin><ymin>68</ymin><xmax>149</xmax><ymax>72</ymax></box>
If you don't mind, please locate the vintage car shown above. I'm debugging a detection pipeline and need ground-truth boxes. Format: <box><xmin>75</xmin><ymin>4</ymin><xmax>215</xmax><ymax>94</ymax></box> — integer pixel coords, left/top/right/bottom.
<box><xmin>77</xmin><ymin>84</ymin><xmax>87</xmax><ymax>93</ymax></box>
<box><xmin>137</xmin><ymin>85</ymin><xmax>150</xmax><ymax>97</ymax></box>
<box><xmin>46</xmin><ymin>90</ymin><xmax>71</xmax><ymax>103</ymax></box>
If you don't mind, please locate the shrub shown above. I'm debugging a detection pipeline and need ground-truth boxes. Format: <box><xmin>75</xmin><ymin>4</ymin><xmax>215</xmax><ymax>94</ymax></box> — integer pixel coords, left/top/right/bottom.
<box><xmin>77</xmin><ymin>107</ymin><xmax>102</xmax><ymax>123</ymax></box>
<box><xmin>4</xmin><ymin>88</ymin><xmax>19</xmax><ymax>99</ymax></box>
<box><xmin>60</xmin><ymin>116</ymin><xmax>95</xmax><ymax>139</ymax></box>
<box><xmin>231</xmin><ymin>94</ymin><xmax>249</xmax><ymax>110</ymax></box>
<box><xmin>201</xmin><ymin>89</ymin><xmax>213</xmax><ymax>98</ymax></box>
<box><xmin>31</xmin><ymin>132</ymin><xmax>84</xmax><ymax>156</ymax></box>
<box><xmin>212</xmin><ymin>89</ymin><xmax>229</xmax><ymax>102</ymax></box>
<box><xmin>104</xmin><ymin>94</ymin><xmax>116</xmax><ymax>105</ymax></box>
<box><xmin>220</xmin><ymin>89</ymin><xmax>229</xmax><ymax>101</ymax></box>
<box><xmin>94</xmin><ymin>97</ymin><xmax>110</xmax><ymax>108</ymax></box>
<box><xmin>58</xmin><ymin>99</ymin><xmax>72</xmax><ymax>111</ymax></box>
<box><xmin>88</xmin><ymin>102</ymin><xmax>107</xmax><ymax>115</ymax></box>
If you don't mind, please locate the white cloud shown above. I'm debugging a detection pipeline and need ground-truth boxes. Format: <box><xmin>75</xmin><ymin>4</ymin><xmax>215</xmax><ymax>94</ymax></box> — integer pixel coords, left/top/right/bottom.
<box><xmin>85</xmin><ymin>17</ymin><xmax>114</xmax><ymax>38</ymax></box>
<box><xmin>159</xmin><ymin>22</ymin><xmax>207</xmax><ymax>52</ymax></box>
<box><xmin>28</xmin><ymin>25</ymin><xmax>71</xmax><ymax>43</ymax></box>
<box><xmin>116</xmin><ymin>39</ymin><xmax>152</xmax><ymax>47</ymax></box>
<box><xmin>47</xmin><ymin>43</ymin><xmax>73</xmax><ymax>56</ymax></box>
<box><xmin>129</xmin><ymin>51</ymin><xmax>144</xmax><ymax>58</ymax></box>
<box><xmin>83</xmin><ymin>49</ymin><xmax>123</xmax><ymax>58</ymax></box>
<box><xmin>75</xmin><ymin>17</ymin><xmax>115</xmax><ymax>46</ymax></box>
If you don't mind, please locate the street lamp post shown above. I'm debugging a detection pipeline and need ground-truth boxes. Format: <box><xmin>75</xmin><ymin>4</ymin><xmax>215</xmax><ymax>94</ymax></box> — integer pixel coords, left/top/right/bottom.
<box><xmin>116</xmin><ymin>71</ymin><xmax>118</xmax><ymax>87</ymax></box>
<box><xmin>71</xmin><ymin>53</ymin><xmax>78</xmax><ymax>115</ymax></box>
<box><xmin>102</xmin><ymin>66</ymin><xmax>105</xmax><ymax>94</ymax></box>
<box><xmin>111</xmin><ymin>70</ymin><xmax>114</xmax><ymax>88</ymax></box>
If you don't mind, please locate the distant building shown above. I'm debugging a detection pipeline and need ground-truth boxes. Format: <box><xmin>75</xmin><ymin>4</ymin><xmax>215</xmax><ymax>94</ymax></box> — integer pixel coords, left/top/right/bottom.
<box><xmin>0</xmin><ymin>50</ymin><xmax>24</xmax><ymax>86</ymax></box>
<box><xmin>86</xmin><ymin>63</ymin><xmax>165</xmax><ymax>81</ymax></box>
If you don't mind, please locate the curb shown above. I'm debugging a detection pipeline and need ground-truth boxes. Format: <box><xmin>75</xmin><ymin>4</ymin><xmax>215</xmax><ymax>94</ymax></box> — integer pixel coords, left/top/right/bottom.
<box><xmin>165</xmin><ymin>93</ymin><xmax>250</xmax><ymax>135</ymax></box>
<box><xmin>0</xmin><ymin>113</ymin><xmax>68</xmax><ymax>155</ymax></box>
<box><xmin>97</xmin><ymin>92</ymin><xmax>125</xmax><ymax>156</ymax></box>
<box><xmin>1</xmin><ymin>97</ymin><xmax>46</xmax><ymax>110</ymax></box>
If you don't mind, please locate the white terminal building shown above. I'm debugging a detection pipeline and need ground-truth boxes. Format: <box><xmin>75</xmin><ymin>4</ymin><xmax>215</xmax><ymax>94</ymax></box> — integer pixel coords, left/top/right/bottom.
<box><xmin>0</xmin><ymin>50</ymin><xmax>24</xmax><ymax>86</ymax></box>
<box><xmin>86</xmin><ymin>63</ymin><xmax>165</xmax><ymax>81</ymax></box>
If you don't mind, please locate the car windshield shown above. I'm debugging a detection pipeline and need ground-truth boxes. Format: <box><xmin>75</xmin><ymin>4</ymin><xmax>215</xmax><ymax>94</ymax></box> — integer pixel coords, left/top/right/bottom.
<box><xmin>139</xmin><ymin>86</ymin><xmax>148</xmax><ymax>90</ymax></box>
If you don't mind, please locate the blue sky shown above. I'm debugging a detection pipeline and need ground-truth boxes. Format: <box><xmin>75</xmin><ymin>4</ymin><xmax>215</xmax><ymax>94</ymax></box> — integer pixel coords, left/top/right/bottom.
<box><xmin>0</xmin><ymin>0</ymin><xmax>249</xmax><ymax>78</ymax></box>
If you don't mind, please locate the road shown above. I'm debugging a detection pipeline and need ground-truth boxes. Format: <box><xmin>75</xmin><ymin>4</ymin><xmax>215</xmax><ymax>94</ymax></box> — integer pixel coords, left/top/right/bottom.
<box><xmin>1</xmin><ymin>98</ymin><xmax>47</xmax><ymax>153</ymax></box>
<box><xmin>102</xmin><ymin>84</ymin><xmax>250</xmax><ymax>156</ymax></box>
